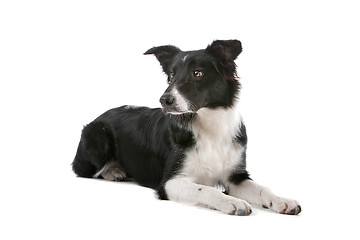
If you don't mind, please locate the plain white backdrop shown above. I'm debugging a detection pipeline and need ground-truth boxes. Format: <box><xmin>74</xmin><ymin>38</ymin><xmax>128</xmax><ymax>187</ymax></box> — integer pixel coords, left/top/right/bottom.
<box><xmin>1</xmin><ymin>0</ymin><xmax>359</xmax><ymax>239</ymax></box>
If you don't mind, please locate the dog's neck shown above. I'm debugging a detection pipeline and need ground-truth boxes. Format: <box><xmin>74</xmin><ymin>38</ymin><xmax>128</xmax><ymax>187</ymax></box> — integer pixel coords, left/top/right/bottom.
<box><xmin>193</xmin><ymin>102</ymin><xmax>242</xmax><ymax>138</ymax></box>
<box><xmin>167</xmin><ymin>97</ymin><xmax>242</xmax><ymax>135</ymax></box>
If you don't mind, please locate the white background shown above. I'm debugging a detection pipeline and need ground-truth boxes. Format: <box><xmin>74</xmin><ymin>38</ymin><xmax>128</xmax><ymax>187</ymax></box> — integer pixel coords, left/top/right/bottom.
<box><xmin>1</xmin><ymin>0</ymin><xmax>359</xmax><ymax>239</ymax></box>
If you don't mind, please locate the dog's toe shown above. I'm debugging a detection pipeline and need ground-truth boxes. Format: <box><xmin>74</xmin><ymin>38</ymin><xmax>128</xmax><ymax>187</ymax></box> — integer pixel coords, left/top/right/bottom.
<box><xmin>273</xmin><ymin>198</ymin><xmax>301</xmax><ymax>215</ymax></box>
<box><xmin>288</xmin><ymin>205</ymin><xmax>301</xmax><ymax>215</ymax></box>
<box><xmin>115</xmin><ymin>176</ymin><xmax>124</xmax><ymax>182</ymax></box>
<box><xmin>221</xmin><ymin>198</ymin><xmax>252</xmax><ymax>216</ymax></box>
<box><xmin>236</xmin><ymin>207</ymin><xmax>252</xmax><ymax>216</ymax></box>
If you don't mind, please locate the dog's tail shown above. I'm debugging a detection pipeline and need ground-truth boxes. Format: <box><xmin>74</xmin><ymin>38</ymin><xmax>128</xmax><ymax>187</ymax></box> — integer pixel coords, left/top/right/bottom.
<box><xmin>72</xmin><ymin>121</ymin><xmax>115</xmax><ymax>178</ymax></box>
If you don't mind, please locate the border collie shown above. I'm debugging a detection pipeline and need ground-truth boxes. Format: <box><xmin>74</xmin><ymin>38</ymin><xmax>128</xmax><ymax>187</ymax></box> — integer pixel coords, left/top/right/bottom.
<box><xmin>72</xmin><ymin>40</ymin><xmax>301</xmax><ymax>215</ymax></box>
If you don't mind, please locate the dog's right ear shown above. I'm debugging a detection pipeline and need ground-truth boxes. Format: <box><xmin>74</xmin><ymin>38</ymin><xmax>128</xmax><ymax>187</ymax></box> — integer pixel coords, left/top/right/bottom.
<box><xmin>144</xmin><ymin>45</ymin><xmax>181</xmax><ymax>73</ymax></box>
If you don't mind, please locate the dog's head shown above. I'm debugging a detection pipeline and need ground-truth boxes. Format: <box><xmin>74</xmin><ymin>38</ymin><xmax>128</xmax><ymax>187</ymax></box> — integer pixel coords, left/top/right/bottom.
<box><xmin>145</xmin><ymin>40</ymin><xmax>242</xmax><ymax>114</ymax></box>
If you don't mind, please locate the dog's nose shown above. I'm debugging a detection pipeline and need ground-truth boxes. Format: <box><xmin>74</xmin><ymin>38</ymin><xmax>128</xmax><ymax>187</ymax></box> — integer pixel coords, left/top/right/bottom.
<box><xmin>160</xmin><ymin>93</ymin><xmax>175</xmax><ymax>107</ymax></box>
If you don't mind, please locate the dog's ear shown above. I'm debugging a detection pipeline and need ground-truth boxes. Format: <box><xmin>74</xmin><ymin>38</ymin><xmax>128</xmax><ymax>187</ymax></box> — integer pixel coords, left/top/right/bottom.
<box><xmin>206</xmin><ymin>40</ymin><xmax>242</xmax><ymax>62</ymax></box>
<box><xmin>144</xmin><ymin>45</ymin><xmax>181</xmax><ymax>73</ymax></box>
<box><xmin>206</xmin><ymin>40</ymin><xmax>242</xmax><ymax>81</ymax></box>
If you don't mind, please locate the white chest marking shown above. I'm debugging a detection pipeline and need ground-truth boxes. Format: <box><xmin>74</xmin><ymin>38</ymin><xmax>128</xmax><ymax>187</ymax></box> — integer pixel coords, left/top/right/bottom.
<box><xmin>181</xmin><ymin>104</ymin><xmax>245</xmax><ymax>186</ymax></box>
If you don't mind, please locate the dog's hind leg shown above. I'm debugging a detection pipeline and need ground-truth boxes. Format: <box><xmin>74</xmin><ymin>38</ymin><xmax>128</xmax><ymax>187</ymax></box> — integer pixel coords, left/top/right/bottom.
<box><xmin>72</xmin><ymin>121</ymin><xmax>117</xmax><ymax>179</ymax></box>
<box><xmin>93</xmin><ymin>161</ymin><xmax>127</xmax><ymax>182</ymax></box>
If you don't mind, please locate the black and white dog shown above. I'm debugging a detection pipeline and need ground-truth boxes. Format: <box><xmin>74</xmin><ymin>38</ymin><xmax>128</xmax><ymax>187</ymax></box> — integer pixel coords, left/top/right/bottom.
<box><xmin>72</xmin><ymin>40</ymin><xmax>301</xmax><ymax>215</ymax></box>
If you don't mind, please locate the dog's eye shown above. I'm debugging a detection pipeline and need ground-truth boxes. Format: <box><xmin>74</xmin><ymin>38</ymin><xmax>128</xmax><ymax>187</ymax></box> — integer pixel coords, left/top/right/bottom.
<box><xmin>168</xmin><ymin>72</ymin><xmax>174</xmax><ymax>84</ymax></box>
<box><xmin>194</xmin><ymin>70</ymin><xmax>203</xmax><ymax>78</ymax></box>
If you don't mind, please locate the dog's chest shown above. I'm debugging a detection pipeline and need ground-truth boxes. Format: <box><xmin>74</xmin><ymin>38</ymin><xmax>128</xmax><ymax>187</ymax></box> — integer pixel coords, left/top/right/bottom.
<box><xmin>180</xmin><ymin>108</ymin><xmax>244</xmax><ymax>186</ymax></box>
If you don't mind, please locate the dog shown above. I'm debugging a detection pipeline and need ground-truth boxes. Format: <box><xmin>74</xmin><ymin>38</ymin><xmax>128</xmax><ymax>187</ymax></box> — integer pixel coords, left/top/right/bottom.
<box><xmin>72</xmin><ymin>40</ymin><xmax>301</xmax><ymax>215</ymax></box>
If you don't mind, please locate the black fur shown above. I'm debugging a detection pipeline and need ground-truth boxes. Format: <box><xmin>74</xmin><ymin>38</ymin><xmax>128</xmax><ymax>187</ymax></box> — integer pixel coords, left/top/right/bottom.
<box><xmin>72</xmin><ymin>122</ymin><xmax>115</xmax><ymax>178</ymax></box>
<box><xmin>73</xmin><ymin>107</ymin><xmax>197</xmax><ymax>189</ymax></box>
<box><xmin>72</xmin><ymin>40</ymin><xmax>250</xmax><ymax>199</ymax></box>
<box><xmin>230</xmin><ymin>122</ymin><xmax>251</xmax><ymax>184</ymax></box>
<box><xmin>235</xmin><ymin>122</ymin><xmax>248</xmax><ymax>146</ymax></box>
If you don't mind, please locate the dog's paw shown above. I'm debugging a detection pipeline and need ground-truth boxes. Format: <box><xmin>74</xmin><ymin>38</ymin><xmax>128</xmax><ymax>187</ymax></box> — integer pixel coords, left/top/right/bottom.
<box><xmin>102</xmin><ymin>168</ymin><xmax>126</xmax><ymax>182</ymax></box>
<box><xmin>218</xmin><ymin>197</ymin><xmax>252</xmax><ymax>216</ymax></box>
<box><xmin>264</xmin><ymin>197</ymin><xmax>301</xmax><ymax>215</ymax></box>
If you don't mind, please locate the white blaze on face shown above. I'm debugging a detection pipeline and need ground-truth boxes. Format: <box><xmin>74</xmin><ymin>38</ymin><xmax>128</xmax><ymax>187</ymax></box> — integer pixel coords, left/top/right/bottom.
<box><xmin>169</xmin><ymin>88</ymin><xmax>190</xmax><ymax>114</ymax></box>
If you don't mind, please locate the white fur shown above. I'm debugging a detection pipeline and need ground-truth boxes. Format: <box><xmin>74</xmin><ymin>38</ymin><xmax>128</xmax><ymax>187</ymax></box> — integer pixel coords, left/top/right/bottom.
<box><xmin>165</xmin><ymin>176</ymin><xmax>252</xmax><ymax>215</ymax></box>
<box><xmin>93</xmin><ymin>161</ymin><xmax>126</xmax><ymax>181</ymax></box>
<box><xmin>93</xmin><ymin>163</ymin><xmax>109</xmax><ymax>178</ymax></box>
<box><xmin>182</xmin><ymin>54</ymin><xmax>188</xmax><ymax>62</ymax></box>
<box><xmin>228</xmin><ymin>180</ymin><xmax>301</xmax><ymax>214</ymax></box>
<box><xmin>123</xmin><ymin>105</ymin><xmax>140</xmax><ymax>110</ymax></box>
<box><xmin>171</xmin><ymin>88</ymin><xmax>191</xmax><ymax>113</ymax></box>
<box><xmin>164</xmin><ymin>99</ymin><xmax>301</xmax><ymax>215</ymax></box>
<box><xmin>164</xmin><ymin>101</ymin><xmax>253</xmax><ymax>215</ymax></box>
<box><xmin>181</xmin><ymin>103</ymin><xmax>244</xmax><ymax>186</ymax></box>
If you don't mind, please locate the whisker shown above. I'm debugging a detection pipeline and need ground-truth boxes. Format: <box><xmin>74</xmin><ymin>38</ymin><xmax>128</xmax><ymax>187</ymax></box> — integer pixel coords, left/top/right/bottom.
<box><xmin>187</xmin><ymin>101</ymin><xmax>198</xmax><ymax>112</ymax></box>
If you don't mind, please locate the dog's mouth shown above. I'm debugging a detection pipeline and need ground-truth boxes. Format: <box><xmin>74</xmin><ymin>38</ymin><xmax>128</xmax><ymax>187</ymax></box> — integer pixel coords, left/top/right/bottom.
<box><xmin>162</xmin><ymin>108</ymin><xmax>198</xmax><ymax>123</ymax></box>
<box><xmin>161</xmin><ymin>101</ymin><xmax>198</xmax><ymax>115</ymax></box>
<box><xmin>160</xmin><ymin>88</ymin><xmax>198</xmax><ymax>115</ymax></box>
<box><xmin>162</xmin><ymin>108</ymin><xmax>196</xmax><ymax>115</ymax></box>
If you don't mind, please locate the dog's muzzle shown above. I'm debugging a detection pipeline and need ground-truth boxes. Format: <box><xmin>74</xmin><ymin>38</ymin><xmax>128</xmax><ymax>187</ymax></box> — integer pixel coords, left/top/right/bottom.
<box><xmin>160</xmin><ymin>89</ymin><xmax>196</xmax><ymax>114</ymax></box>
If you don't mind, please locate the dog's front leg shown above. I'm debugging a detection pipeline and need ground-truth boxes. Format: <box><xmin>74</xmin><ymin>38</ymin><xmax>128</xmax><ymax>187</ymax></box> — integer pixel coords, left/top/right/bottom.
<box><xmin>165</xmin><ymin>177</ymin><xmax>252</xmax><ymax>215</ymax></box>
<box><xmin>228</xmin><ymin>179</ymin><xmax>301</xmax><ymax>215</ymax></box>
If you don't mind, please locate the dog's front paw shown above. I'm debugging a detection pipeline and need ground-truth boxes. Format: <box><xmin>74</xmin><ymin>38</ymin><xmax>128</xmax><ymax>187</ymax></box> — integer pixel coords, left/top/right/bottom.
<box><xmin>219</xmin><ymin>197</ymin><xmax>252</xmax><ymax>216</ymax></box>
<box><xmin>264</xmin><ymin>197</ymin><xmax>301</xmax><ymax>215</ymax></box>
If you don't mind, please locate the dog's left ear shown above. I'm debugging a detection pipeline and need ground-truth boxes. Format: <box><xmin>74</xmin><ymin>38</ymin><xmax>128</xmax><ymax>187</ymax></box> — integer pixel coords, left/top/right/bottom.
<box><xmin>206</xmin><ymin>40</ymin><xmax>242</xmax><ymax>62</ymax></box>
<box><xmin>144</xmin><ymin>45</ymin><xmax>181</xmax><ymax>73</ymax></box>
